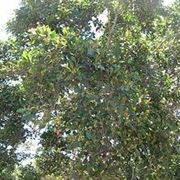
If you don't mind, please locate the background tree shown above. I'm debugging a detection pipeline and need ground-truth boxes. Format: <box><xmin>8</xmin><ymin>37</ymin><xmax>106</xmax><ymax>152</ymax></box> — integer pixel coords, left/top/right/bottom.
<box><xmin>0</xmin><ymin>0</ymin><xmax>179</xmax><ymax>179</ymax></box>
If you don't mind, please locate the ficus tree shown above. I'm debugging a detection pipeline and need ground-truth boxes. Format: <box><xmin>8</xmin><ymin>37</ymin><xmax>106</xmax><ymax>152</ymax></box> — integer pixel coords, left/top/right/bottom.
<box><xmin>0</xmin><ymin>0</ymin><xmax>179</xmax><ymax>179</ymax></box>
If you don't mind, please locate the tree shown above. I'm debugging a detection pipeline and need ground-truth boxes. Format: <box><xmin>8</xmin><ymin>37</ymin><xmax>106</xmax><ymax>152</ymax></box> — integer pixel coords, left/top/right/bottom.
<box><xmin>0</xmin><ymin>39</ymin><xmax>28</xmax><ymax>178</ymax></box>
<box><xmin>0</xmin><ymin>0</ymin><xmax>179</xmax><ymax>179</ymax></box>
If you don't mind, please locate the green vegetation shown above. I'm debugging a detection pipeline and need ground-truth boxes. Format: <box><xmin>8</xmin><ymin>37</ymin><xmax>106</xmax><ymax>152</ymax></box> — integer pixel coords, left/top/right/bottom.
<box><xmin>0</xmin><ymin>0</ymin><xmax>179</xmax><ymax>179</ymax></box>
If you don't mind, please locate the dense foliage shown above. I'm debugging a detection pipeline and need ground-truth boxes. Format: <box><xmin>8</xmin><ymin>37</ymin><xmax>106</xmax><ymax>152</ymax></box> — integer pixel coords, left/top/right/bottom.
<box><xmin>0</xmin><ymin>0</ymin><xmax>179</xmax><ymax>179</ymax></box>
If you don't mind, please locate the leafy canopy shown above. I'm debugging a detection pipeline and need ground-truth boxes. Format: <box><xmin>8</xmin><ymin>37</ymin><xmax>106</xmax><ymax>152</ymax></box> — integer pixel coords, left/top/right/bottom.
<box><xmin>0</xmin><ymin>0</ymin><xmax>179</xmax><ymax>179</ymax></box>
